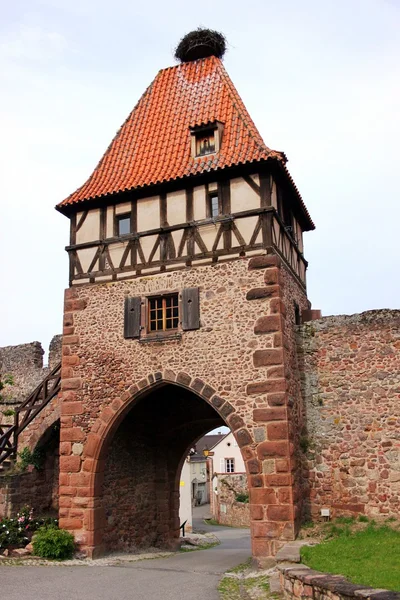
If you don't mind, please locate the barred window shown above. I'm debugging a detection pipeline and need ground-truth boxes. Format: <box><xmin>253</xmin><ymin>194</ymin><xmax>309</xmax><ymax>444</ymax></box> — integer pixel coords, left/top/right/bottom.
<box><xmin>147</xmin><ymin>294</ymin><xmax>179</xmax><ymax>333</ymax></box>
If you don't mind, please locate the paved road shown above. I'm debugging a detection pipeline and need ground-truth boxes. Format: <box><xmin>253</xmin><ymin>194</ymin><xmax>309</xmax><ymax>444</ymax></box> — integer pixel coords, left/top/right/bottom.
<box><xmin>0</xmin><ymin>517</ymin><xmax>250</xmax><ymax>600</ymax></box>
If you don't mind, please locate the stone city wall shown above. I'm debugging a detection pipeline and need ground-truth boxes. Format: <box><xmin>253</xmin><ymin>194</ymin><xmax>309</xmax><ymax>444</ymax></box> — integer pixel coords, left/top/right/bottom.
<box><xmin>0</xmin><ymin>425</ymin><xmax>60</xmax><ymax>518</ymax></box>
<box><xmin>298</xmin><ymin>310</ymin><xmax>400</xmax><ymax>520</ymax></box>
<box><xmin>0</xmin><ymin>336</ymin><xmax>62</xmax><ymax>414</ymax></box>
<box><xmin>0</xmin><ymin>337</ymin><xmax>62</xmax><ymax>519</ymax></box>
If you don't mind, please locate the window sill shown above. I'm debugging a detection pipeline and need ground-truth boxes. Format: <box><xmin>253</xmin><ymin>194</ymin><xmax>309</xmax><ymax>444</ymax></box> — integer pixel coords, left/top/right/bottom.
<box><xmin>139</xmin><ymin>333</ymin><xmax>182</xmax><ymax>344</ymax></box>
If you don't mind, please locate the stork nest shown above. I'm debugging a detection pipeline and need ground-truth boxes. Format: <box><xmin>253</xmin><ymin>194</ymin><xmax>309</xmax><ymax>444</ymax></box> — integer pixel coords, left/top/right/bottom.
<box><xmin>175</xmin><ymin>28</ymin><xmax>227</xmax><ymax>63</ymax></box>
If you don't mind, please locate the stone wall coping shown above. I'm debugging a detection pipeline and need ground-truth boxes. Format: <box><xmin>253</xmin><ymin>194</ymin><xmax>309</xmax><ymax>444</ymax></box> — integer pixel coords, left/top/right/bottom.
<box><xmin>299</xmin><ymin>309</ymin><xmax>400</xmax><ymax>330</ymax></box>
<box><xmin>278</xmin><ymin>564</ymin><xmax>400</xmax><ymax>600</ymax></box>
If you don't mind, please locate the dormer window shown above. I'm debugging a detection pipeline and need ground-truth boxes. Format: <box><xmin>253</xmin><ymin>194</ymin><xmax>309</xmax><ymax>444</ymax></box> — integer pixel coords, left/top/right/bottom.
<box><xmin>196</xmin><ymin>132</ymin><xmax>215</xmax><ymax>156</ymax></box>
<box><xmin>190</xmin><ymin>121</ymin><xmax>224</xmax><ymax>159</ymax></box>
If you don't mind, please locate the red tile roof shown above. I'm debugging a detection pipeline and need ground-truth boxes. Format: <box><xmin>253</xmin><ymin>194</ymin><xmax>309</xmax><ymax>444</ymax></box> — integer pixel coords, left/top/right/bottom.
<box><xmin>58</xmin><ymin>56</ymin><xmax>284</xmax><ymax>207</ymax></box>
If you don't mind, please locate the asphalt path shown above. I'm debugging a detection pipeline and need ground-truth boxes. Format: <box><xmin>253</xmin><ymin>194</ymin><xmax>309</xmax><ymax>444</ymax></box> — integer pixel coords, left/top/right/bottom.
<box><xmin>0</xmin><ymin>519</ymin><xmax>251</xmax><ymax>600</ymax></box>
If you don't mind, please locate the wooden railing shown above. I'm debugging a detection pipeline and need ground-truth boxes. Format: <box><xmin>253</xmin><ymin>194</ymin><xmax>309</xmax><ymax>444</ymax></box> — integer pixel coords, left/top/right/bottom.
<box><xmin>0</xmin><ymin>362</ymin><xmax>61</xmax><ymax>468</ymax></box>
<box><xmin>0</xmin><ymin>424</ymin><xmax>17</xmax><ymax>465</ymax></box>
<box><xmin>271</xmin><ymin>213</ymin><xmax>307</xmax><ymax>288</ymax></box>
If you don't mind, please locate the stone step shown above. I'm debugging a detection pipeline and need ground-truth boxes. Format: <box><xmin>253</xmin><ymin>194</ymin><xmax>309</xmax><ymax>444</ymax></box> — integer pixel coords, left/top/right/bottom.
<box><xmin>276</xmin><ymin>539</ymin><xmax>319</xmax><ymax>564</ymax></box>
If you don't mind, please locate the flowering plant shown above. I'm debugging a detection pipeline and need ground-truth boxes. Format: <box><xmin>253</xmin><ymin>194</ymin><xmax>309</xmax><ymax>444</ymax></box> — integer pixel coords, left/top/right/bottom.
<box><xmin>0</xmin><ymin>506</ymin><xmax>58</xmax><ymax>551</ymax></box>
<box><xmin>0</xmin><ymin>516</ymin><xmax>29</xmax><ymax>549</ymax></box>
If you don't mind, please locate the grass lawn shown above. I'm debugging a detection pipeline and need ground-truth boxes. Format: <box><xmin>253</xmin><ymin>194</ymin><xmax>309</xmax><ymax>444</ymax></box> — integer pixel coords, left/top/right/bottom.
<box><xmin>301</xmin><ymin>523</ymin><xmax>400</xmax><ymax>592</ymax></box>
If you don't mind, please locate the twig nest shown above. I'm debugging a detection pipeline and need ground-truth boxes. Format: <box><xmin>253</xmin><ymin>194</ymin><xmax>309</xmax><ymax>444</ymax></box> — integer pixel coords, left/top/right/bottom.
<box><xmin>175</xmin><ymin>28</ymin><xmax>227</xmax><ymax>62</ymax></box>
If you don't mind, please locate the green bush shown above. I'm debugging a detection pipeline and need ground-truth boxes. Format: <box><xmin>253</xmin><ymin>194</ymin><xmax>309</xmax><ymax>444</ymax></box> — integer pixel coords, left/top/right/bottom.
<box><xmin>33</xmin><ymin>527</ymin><xmax>75</xmax><ymax>560</ymax></box>
<box><xmin>235</xmin><ymin>492</ymin><xmax>249</xmax><ymax>503</ymax></box>
<box><xmin>18</xmin><ymin>447</ymin><xmax>45</xmax><ymax>471</ymax></box>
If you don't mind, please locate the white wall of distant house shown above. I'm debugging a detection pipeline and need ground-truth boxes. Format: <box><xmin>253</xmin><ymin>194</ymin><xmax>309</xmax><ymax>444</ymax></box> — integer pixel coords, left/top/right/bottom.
<box><xmin>179</xmin><ymin>459</ymin><xmax>192</xmax><ymax>532</ymax></box>
<box><xmin>210</xmin><ymin>432</ymin><xmax>245</xmax><ymax>474</ymax></box>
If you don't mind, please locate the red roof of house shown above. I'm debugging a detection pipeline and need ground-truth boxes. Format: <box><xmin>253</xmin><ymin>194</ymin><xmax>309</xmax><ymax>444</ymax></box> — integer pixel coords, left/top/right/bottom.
<box><xmin>190</xmin><ymin>433</ymin><xmax>228</xmax><ymax>460</ymax></box>
<box><xmin>57</xmin><ymin>55</ymin><xmax>313</xmax><ymax>229</ymax></box>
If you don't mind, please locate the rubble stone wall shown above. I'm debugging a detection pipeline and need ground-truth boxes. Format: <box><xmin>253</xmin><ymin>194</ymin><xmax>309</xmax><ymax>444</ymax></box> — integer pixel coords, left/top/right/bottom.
<box><xmin>0</xmin><ymin>426</ymin><xmax>59</xmax><ymax>518</ymax></box>
<box><xmin>0</xmin><ymin>336</ymin><xmax>62</xmax><ymax>413</ymax></box>
<box><xmin>214</xmin><ymin>473</ymin><xmax>250</xmax><ymax>527</ymax></box>
<box><xmin>298</xmin><ymin>310</ymin><xmax>400</xmax><ymax>519</ymax></box>
<box><xmin>279</xmin><ymin>565</ymin><xmax>400</xmax><ymax>600</ymax></box>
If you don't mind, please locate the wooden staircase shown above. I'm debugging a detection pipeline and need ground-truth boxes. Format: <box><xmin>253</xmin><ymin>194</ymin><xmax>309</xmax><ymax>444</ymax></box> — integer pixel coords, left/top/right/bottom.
<box><xmin>0</xmin><ymin>362</ymin><xmax>61</xmax><ymax>471</ymax></box>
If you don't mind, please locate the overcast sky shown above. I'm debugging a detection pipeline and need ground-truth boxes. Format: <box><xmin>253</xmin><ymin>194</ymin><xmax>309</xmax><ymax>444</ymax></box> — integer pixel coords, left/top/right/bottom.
<box><xmin>1</xmin><ymin>0</ymin><xmax>399</xmax><ymax>356</ymax></box>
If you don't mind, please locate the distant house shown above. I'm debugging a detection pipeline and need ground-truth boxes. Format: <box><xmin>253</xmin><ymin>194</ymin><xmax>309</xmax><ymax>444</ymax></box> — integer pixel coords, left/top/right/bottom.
<box><xmin>182</xmin><ymin>431</ymin><xmax>245</xmax><ymax>506</ymax></box>
<box><xmin>188</xmin><ymin>433</ymin><xmax>225</xmax><ymax>505</ymax></box>
<box><xmin>179</xmin><ymin>430</ymin><xmax>246</xmax><ymax>527</ymax></box>
<box><xmin>209</xmin><ymin>432</ymin><xmax>245</xmax><ymax>475</ymax></box>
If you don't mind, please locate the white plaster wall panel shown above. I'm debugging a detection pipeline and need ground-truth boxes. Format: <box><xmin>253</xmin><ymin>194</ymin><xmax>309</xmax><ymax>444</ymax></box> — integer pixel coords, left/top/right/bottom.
<box><xmin>230</xmin><ymin>177</ymin><xmax>260</xmax><ymax>213</ymax></box>
<box><xmin>211</xmin><ymin>432</ymin><xmax>246</xmax><ymax>474</ymax></box>
<box><xmin>106</xmin><ymin>206</ymin><xmax>114</xmax><ymax>238</ymax></box>
<box><xmin>284</xmin><ymin>236</ymin><xmax>291</xmax><ymax>257</ymax></box>
<box><xmin>208</xmin><ymin>182</ymin><xmax>217</xmax><ymax>192</ymax></box>
<box><xmin>77</xmin><ymin>248</ymin><xmax>98</xmax><ymax>273</ymax></box>
<box><xmin>271</xmin><ymin>179</ymin><xmax>278</xmax><ymax>210</ymax></box>
<box><xmin>109</xmin><ymin>242</ymin><xmax>128</xmax><ymax>268</ymax></box>
<box><xmin>171</xmin><ymin>230</ymin><xmax>184</xmax><ymax>256</ymax></box>
<box><xmin>137</xmin><ymin>196</ymin><xmax>160</xmax><ymax>232</ymax></box>
<box><xmin>115</xmin><ymin>201</ymin><xmax>131</xmax><ymax>216</ymax></box>
<box><xmin>140</xmin><ymin>235</ymin><xmax>159</xmax><ymax>262</ymax></box>
<box><xmin>250</xmin><ymin>173</ymin><xmax>260</xmax><ymax>186</ymax></box>
<box><xmin>193</xmin><ymin>185</ymin><xmax>206</xmax><ymax>221</ymax></box>
<box><xmin>76</xmin><ymin>209</ymin><xmax>100</xmax><ymax>244</ymax></box>
<box><xmin>198</xmin><ymin>223</ymin><xmax>218</xmax><ymax>251</ymax></box>
<box><xmin>167</xmin><ymin>190</ymin><xmax>186</xmax><ymax>226</ymax></box>
<box><xmin>273</xmin><ymin>218</ymin><xmax>280</xmax><ymax>243</ymax></box>
<box><xmin>300</xmin><ymin>262</ymin><xmax>306</xmax><ymax>281</ymax></box>
<box><xmin>235</xmin><ymin>216</ymin><xmax>258</xmax><ymax>245</ymax></box>
<box><xmin>294</xmin><ymin>219</ymin><xmax>303</xmax><ymax>252</ymax></box>
<box><xmin>215</xmin><ymin>229</ymin><xmax>224</xmax><ymax>251</ymax></box>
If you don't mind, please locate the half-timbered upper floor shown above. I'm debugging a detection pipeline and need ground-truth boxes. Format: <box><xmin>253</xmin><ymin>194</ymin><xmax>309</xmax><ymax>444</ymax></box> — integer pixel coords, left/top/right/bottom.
<box><xmin>63</xmin><ymin>165</ymin><xmax>309</xmax><ymax>288</ymax></box>
<box><xmin>56</xmin><ymin>48</ymin><xmax>314</xmax><ymax>289</ymax></box>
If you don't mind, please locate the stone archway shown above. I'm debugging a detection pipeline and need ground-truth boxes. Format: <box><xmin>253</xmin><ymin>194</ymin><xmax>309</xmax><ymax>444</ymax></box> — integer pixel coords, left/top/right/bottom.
<box><xmin>60</xmin><ymin>372</ymin><xmax>254</xmax><ymax>558</ymax></box>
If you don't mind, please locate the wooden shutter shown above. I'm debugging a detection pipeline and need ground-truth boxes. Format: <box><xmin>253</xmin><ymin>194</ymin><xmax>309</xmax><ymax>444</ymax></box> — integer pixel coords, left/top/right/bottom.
<box><xmin>181</xmin><ymin>287</ymin><xmax>200</xmax><ymax>331</ymax></box>
<box><xmin>124</xmin><ymin>297</ymin><xmax>141</xmax><ymax>339</ymax></box>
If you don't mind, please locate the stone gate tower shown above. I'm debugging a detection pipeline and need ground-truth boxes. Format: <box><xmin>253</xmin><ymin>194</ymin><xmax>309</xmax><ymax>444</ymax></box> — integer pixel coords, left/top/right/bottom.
<box><xmin>56</xmin><ymin>30</ymin><xmax>315</xmax><ymax>562</ymax></box>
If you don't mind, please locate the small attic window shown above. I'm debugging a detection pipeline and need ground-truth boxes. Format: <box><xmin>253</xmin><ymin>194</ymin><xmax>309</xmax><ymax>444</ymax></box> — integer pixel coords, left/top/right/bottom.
<box><xmin>190</xmin><ymin>121</ymin><xmax>224</xmax><ymax>159</ymax></box>
<box><xmin>196</xmin><ymin>132</ymin><xmax>215</xmax><ymax>156</ymax></box>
